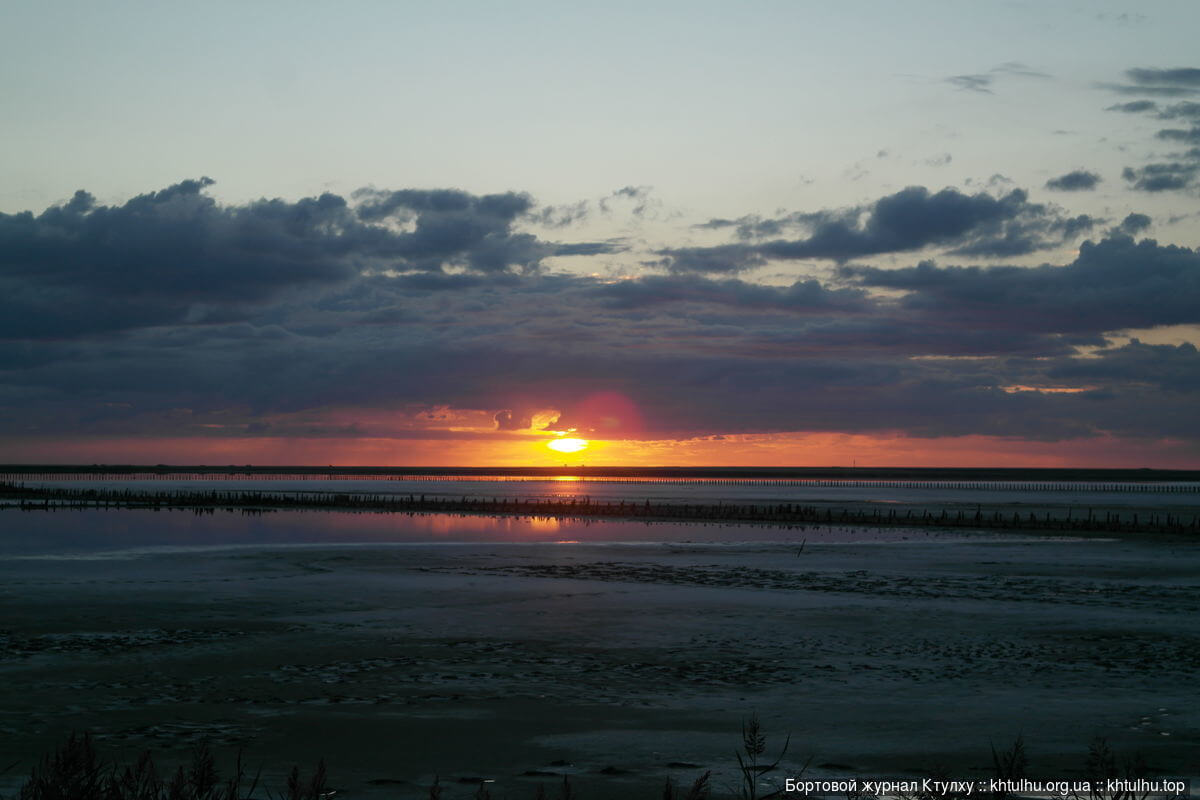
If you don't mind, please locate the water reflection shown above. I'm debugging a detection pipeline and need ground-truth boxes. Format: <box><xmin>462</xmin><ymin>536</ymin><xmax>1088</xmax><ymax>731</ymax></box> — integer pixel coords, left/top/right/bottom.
<box><xmin>0</xmin><ymin>506</ymin><xmax>990</xmax><ymax>557</ymax></box>
<box><xmin>12</xmin><ymin>475</ymin><xmax>1198</xmax><ymax>508</ymax></box>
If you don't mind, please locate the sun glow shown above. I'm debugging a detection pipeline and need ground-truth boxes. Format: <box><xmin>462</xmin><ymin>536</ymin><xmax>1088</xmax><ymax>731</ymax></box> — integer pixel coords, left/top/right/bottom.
<box><xmin>546</xmin><ymin>438</ymin><xmax>589</xmax><ymax>453</ymax></box>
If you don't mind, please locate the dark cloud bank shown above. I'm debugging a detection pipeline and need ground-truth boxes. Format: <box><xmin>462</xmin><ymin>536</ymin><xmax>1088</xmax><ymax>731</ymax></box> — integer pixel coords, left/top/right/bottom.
<box><xmin>0</xmin><ymin>179</ymin><xmax>1197</xmax><ymax>447</ymax></box>
<box><xmin>0</xmin><ymin>178</ymin><xmax>619</xmax><ymax>337</ymax></box>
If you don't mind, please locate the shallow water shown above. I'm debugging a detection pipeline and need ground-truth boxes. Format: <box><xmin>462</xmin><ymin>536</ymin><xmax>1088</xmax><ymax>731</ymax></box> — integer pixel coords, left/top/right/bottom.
<box><xmin>9</xmin><ymin>474</ymin><xmax>1200</xmax><ymax>507</ymax></box>
<box><xmin>2</xmin><ymin>478</ymin><xmax>1198</xmax><ymax>795</ymax></box>
<box><xmin>0</xmin><ymin>505</ymin><xmax>1040</xmax><ymax>558</ymax></box>
<box><xmin>1</xmin><ymin>530</ymin><xmax>1197</xmax><ymax>797</ymax></box>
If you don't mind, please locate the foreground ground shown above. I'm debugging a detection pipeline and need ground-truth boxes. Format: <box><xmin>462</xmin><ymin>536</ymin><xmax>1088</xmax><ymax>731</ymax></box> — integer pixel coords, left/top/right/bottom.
<box><xmin>1</xmin><ymin>519</ymin><xmax>1197</xmax><ymax>797</ymax></box>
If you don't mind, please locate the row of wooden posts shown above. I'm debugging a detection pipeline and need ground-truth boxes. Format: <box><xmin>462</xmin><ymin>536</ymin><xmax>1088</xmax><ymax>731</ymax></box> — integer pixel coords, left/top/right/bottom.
<box><xmin>2</xmin><ymin>482</ymin><xmax>1196</xmax><ymax>535</ymax></box>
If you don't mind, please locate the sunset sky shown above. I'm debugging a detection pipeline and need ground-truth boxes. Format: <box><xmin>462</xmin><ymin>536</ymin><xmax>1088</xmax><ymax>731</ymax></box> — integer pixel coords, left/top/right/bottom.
<box><xmin>2</xmin><ymin>1</ymin><xmax>1199</xmax><ymax>467</ymax></box>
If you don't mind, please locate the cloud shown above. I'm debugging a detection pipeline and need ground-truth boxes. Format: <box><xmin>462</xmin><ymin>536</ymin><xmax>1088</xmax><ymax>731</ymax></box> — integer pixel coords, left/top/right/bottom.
<box><xmin>0</xmin><ymin>180</ymin><xmax>615</xmax><ymax>336</ymax></box>
<box><xmin>662</xmin><ymin>186</ymin><xmax>1095</xmax><ymax>269</ymax></box>
<box><xmin>1157</xmin><ymin>101</ymin><xmax>1200</xmax><ymax>120</ymax></box>
<box><xmin>351</xmin><ymin>187</ymin><xmax>555</xmax><ymax>273</ymax></box>
<box><xmin>529</xmin><ymin>200</ymin><xmax>590</xmax><ymax>228</ymax></box>
<box><xmin>1098</xmin><ymin>83</ymin><xmax>1196</xmax><ymax>97</ymax></box>
<box><xmin>838</xmin><ymin>235</ymin><xmax>1200</xmax><ymax>334</ymax></box>
<box><xmin>1109</xmin><ymin>80</ymin><xmax>1200</xmax><ymax>193</ymax></box>
<box><xmin>945</xmin><ymin>64</ymin><xmax>1048</xmax><ymax>94</ymax></box>
<box><xmin>1156</xmin><ymin>126</ymin><xmax>1200</xmax><ymax>143</ymax></box>
<box><xmin>493</xmin><ymin>409</ymin><xmax>532</xmax><ymax>431</ymax></box>
<box><xmin>1121</xmin><ymin>162</ymin><xmax>1199</xmax><ymax>191</ymax></box>
<box><xmin>992</xmin><ymin>62</ymin><xmax>1050</xmax><ymax>79</ymax></box>
<box><xmin>1106</xmin><ymin>100</ymin><xmax>1158</xmax><ymax>113</ymax></box>
<box><xmin>8</xmin><ymin>307</ymin><xmax>1192</xmax><ymax>444</ymax></box>
<box><xmin>553</xmin><ymin>241</ymin><xmax>626</xmax><ymax>257</ymax></box>
<box><xmin>1126</xmin><ymin>67</ymin><xmax>1200</xmax><ymax>87</ymax></box>
<box><xmin>649</xmin><ymin>244</ymin><xmax>766</xmax><ymax>274</ymax></box>
<box><xmin>947</xmin><ymin>74</ymin><xmax>993</xmax><ymax>93</ymax></box>
<box><xmin>598</xmin><ymin>185</ymin><xmax>657</xmax><ymax>218</ymax></box>
<box><xmin>2</xmin><ymin>181</ymin><xmax>1199</xmax><ymax>449</ymax></box>
<box><xmin>530</xmin><ymin>185</ymin><xmax>661</xmax><ymax>229</ymax></box>
<box><xmin>693</xmin><ymin>211</ymin><xmax>822</xmax><ymax>241</ymax></box>
<box><xmin>592</xmin><ymin>274</ymin><xmax>867</xmax><ymax>312</ymax></box>
<box><xmin>1048</xmin><ymin>339</ymin><xmax>1200</xmax><ymax>394</ymax></box>
<box><xmin>1097</xmin><ymin>67</ymin><xmax>1200</xmax><ymax>98</ymax></box>
<box><xmin>1110</xmin><ymin>212</ymin><xmax>1152</xmax><ymax>236</ymax></box>
<box><xmin>0</xmin><ymin>179</ymin><xmax>356</xmax><ymax>301</ymax></box>
<box><xmin>1045</xmin><ymin>170</ymin><xmax>1101</xmax><ymax>191</ymax></box>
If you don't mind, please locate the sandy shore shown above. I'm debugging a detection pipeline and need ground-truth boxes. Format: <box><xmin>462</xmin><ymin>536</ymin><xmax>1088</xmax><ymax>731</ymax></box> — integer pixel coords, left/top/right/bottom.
<box><xmin>1</xmin><ymin>523</ymin><xmax>1197</xmax><ymax>798</ymax></box>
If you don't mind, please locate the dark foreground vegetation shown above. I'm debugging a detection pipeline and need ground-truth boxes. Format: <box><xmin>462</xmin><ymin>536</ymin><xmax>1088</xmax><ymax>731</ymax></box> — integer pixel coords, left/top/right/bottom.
<box><xmin>4</xmin><ymin>723</ymin><xmax>1172</xmax><ymax>800</ymax></box>
<box><xmin>2</xmin><ymin>482</ymin><xmax>1198</xmax><ymax>536</ymax></box>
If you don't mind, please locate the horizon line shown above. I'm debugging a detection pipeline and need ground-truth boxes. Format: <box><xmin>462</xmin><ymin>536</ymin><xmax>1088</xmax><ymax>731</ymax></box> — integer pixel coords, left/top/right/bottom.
<box><xmin>3</xmin><ymin>464</ymin><xmax>1199</xmax><ymax>479</ymax></box>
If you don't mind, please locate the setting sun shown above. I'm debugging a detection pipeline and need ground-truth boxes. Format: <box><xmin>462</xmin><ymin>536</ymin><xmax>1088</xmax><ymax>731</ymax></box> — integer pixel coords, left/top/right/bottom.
<box><xmin>546</xmin><ymin>438</ymin><xmax>589</xmax><ymax>454</ymax></box>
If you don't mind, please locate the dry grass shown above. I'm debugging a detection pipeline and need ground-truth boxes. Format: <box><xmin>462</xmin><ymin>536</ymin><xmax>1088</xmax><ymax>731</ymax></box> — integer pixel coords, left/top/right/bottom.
<box><xmin>5</xmin><ymin>728</ymin><xmax>1161</xmax><ymax>800</ymax></box>
<box><xmin>11</xmin><ymin>733</ymin><xmax>327</xmax><ymax>800</ymax></box>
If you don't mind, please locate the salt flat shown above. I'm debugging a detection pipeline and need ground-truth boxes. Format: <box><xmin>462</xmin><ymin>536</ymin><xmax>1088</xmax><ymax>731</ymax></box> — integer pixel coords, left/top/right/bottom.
<box><xmin>0</xmin><ymin>513</ymin><xmax>1197</xmax><ymax>798</ymax></box>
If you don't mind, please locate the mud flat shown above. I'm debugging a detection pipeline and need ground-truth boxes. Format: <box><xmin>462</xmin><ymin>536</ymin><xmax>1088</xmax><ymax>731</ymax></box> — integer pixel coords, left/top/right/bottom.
<box><xmin>0</xmin><ymin>514</ymin><xmax>1197</xmax><ymax>798</ymax></box>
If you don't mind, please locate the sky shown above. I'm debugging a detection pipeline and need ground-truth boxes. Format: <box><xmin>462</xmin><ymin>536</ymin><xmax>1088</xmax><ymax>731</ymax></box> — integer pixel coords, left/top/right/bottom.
<box><xmin>2</xmin><ymin>0</ymin><xmax>1199</xmax><ymax>467</ymax></box>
